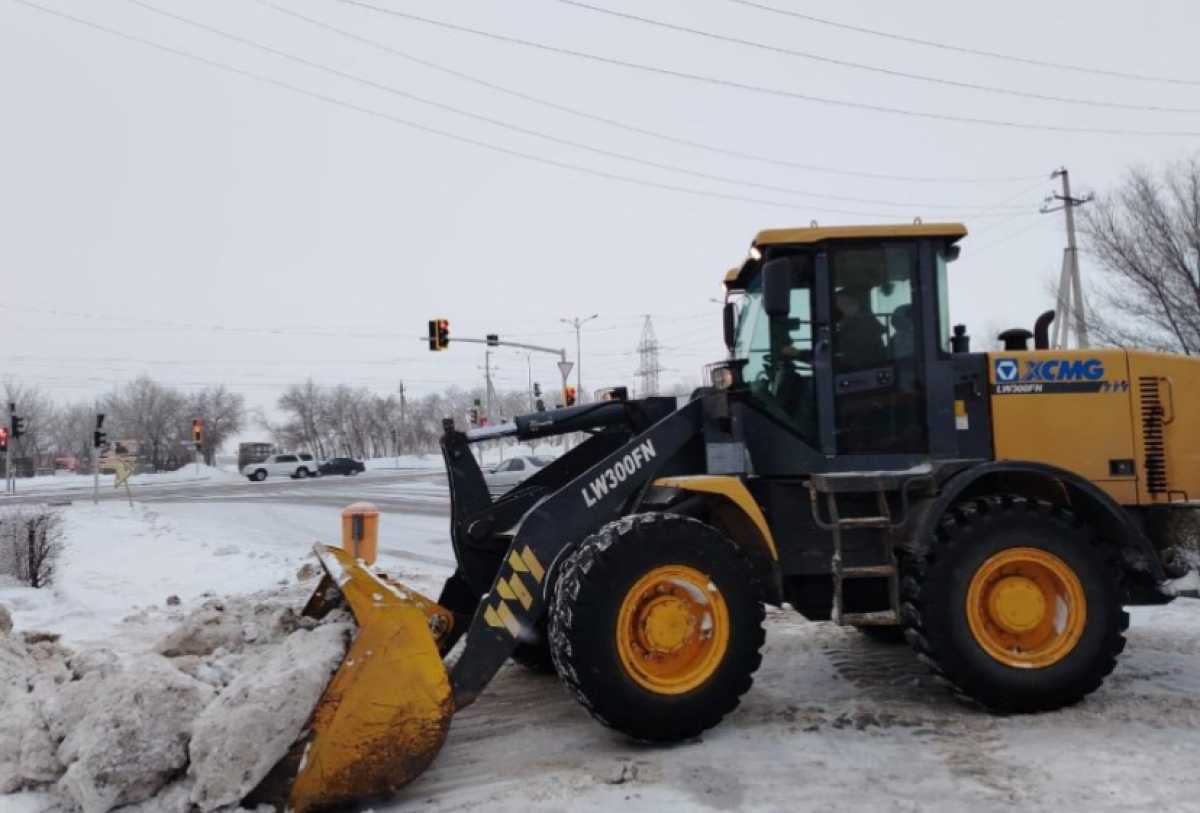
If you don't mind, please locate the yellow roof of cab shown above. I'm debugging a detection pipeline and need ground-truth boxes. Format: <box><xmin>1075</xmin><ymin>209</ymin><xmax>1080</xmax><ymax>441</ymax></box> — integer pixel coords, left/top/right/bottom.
<box><xmin>753</xmin><ymin>222</ymin><xmax>967</xmax><ymax>247</ymax></box>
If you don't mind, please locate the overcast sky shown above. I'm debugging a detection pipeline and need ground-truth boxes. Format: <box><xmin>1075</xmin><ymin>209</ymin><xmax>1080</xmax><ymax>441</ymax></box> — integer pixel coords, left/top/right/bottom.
<box><xmin>2</xmin><ymin>0</ymin><xmax>1198</xmax><ymax>443</ymax></box>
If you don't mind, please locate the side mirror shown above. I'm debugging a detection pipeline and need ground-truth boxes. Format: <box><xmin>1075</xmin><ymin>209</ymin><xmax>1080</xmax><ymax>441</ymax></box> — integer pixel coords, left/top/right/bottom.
<box><xmin>762</xmin><ymin>257</ymin><xmax>792</xmax><ymax>318</ymax></box>
<box><xmin>722</xmin><ymin>301</ymin><xmax>736</xmax><ymax>350</ymax></box>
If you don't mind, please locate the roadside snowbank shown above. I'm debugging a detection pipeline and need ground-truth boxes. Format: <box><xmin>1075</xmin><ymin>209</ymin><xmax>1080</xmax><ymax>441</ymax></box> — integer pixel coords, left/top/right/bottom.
<box><xmin>0</xmin><ymin>586</ymin><xmax>350</xmax><ymax>812</ymax></box>
<box><xmin>8</xmin><ymin>465</ymin><xmax>242</xmax><ymax>496</ymax></box>
<box><xmin>0</xmin><ymin>499</ymin><xmax>450</xmax><ymax>812</ymax></box>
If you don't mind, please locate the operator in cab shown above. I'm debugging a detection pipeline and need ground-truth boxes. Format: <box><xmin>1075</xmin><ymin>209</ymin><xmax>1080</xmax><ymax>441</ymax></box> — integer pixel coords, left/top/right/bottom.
<box><xmin>780</xmin><ymin>286</ymin><xmax>886</xmax><ymax>370</ymax></box>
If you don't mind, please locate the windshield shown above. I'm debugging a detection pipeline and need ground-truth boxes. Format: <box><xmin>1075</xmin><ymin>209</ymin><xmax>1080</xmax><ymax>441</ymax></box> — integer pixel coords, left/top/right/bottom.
<box><xmin>731</xmin><ymin>256</ymin><xmax>818</xmax><ymax>443</ymax></box>
<box><xmin>731</xmin><ymin>284</ymin><xmax>761</xmax><ymax>361</ymax></box>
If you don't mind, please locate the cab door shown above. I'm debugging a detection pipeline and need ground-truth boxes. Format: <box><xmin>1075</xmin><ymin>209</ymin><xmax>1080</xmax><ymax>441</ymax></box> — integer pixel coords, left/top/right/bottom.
<box><xmin>817</xmin><ymin>241</ymin><xmax>928</xmax><ymax>457</ymax></box>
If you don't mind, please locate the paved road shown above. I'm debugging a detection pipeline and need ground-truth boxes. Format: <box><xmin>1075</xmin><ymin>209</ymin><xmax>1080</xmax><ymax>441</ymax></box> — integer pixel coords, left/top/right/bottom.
<box><xmin>0</xmin><ymin>469</ymin><xmax>451</xmax><ymax>515</ymax></box>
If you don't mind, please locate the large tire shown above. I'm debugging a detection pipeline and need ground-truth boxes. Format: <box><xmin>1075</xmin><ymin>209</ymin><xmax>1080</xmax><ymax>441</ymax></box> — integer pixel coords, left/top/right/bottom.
<box><xmin>901</xmin><ymin>495</ymin><xmax>1127</xmax><ymax>713</ymax></box>
<box><xmin>253</xmin><ymin>469</ymin><xmax>267</xmax><ymax>482</ymax></box>
<box><xmin>549</xmin><ymin>513</ymin><xmax>765</xmax><ymax>742</ymax></box>
<box><xmin>295</xmin><ymin>467</ymin><xmax>309</xmax><ymax>479</ymax></box>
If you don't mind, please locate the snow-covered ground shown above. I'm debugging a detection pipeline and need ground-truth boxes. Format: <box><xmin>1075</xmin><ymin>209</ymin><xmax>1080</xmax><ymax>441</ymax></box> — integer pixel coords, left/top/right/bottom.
<box><xmin>0</xmin><ymin>502</ymin><xmax>451</xmax><ymax>654</ymax></box>
<box><xmin>5</xmin><ymin>500</ymin><xmax>1200</xmax><ymax>811</ymax></box>
<box><xmin>361</xmin><ymin>454</ymin><xmax>448</xmax><ymax>473</ymax></box>
<box><xmin>6</xmin><ymin>464</ymin><xmax>243</xmax><ymax>497</ymax></box>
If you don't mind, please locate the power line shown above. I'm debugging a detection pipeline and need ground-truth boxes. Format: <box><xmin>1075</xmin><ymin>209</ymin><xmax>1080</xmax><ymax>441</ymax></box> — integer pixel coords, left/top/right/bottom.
<box><xmin>554</xmin><ymin>0</ymin><xmax>1199</xmax><ymax>114</ymax></box>
<box><xmin>120</xmin><ymin>0</ymin><xmax>1027</xmax><ymax>215</ymax></box>
<box><xmin>724</xmin><ymin>0</ymin><xmax>1200</xmax><ymax>87</ymax></box>
<box><xmin>0</xmin><ymin>298</ymin><xmax>717</xmax><ymax>340</ymax></box>
<box><xmin>967</xmin><ymin>218</ymin><xmax>1054</xmax><ymax>255</ymax></box>
<box><xmin>261</xmin><ymin>1</ymin><xmax>1041</xmax><ymax>185</ymax></box>
<box><xmin>336</xmin><ymin>0</ymin><xmax>1200</xmax><ymax>138</ymax></box>
<box><xmin>8</xmin><ymin>0</ymin><xmax>935</xmax><ymax>221</ymax></box>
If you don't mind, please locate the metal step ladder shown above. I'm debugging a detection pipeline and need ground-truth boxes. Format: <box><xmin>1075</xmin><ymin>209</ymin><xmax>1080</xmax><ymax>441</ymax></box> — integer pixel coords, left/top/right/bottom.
<box><xmin>808</xmin><ymin>475</ymin><xmax>904</xmax><ymax>627</ymax></box>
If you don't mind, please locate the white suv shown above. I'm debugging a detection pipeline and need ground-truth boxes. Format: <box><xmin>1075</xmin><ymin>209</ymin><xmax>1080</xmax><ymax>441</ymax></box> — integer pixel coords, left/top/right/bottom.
<box><xmin>242</xmin><ymin>453</ymin><xmax>319</xmax><ymax>481</ymax></box>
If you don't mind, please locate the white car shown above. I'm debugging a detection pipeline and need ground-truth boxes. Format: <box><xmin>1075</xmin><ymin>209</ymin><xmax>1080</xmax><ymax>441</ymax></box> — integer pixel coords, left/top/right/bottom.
<box><xmin>483</xmin><ymin>455</ymin><xmax>552</xmax><ymax>497</ymax></box>
<box><xmin>242</xmin><ymin>453</ymin><xmax>319</xmax><ymax>482</ymax></box>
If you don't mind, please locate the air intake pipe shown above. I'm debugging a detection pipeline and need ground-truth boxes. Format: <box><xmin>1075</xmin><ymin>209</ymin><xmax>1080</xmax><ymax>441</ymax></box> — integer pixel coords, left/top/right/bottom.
<box><xmin>1034</xmin><ymin>310</ymin><xmax>1055</xmax><ymax>350</ymax></box>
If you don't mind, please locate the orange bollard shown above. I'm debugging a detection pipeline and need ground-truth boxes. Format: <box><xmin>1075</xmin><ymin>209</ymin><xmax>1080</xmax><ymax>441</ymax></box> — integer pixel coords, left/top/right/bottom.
<box><xmin>341</xmin><ymin>502</ymin><xmax>380</xmax><ymax>565</ymax></box>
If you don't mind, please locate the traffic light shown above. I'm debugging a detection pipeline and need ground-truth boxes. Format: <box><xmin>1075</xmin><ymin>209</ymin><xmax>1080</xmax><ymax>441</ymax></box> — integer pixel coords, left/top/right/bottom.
<box><xmin>486</xmin><ymin>333</ymin><xmax>499</xmax><ymax>347</ymax></box>
<box><xmin>0</xmin><ymin>427</ymin><xmax>8</xmax><ymax>452</ymax></box>
<box><xmin>427</xmin><ymin>318</ymin><xmax>450</xmax><ymax>350</ymax></box>
<box><xmin>564</xmin><ymin>386</ymin><xmax>577</xmax><ymax>407</ymax></box>
<box><xmin>533</xmin><ymin>382</ymin><xmax>542</xmax><ymax>397</ymax></box>
<box><xmin>192</xmin><ymin>418</ymin><xmax>203</xmax><ymax>447</ymax></box>
<box><xmin>469</xmin><ymin>398</ymin><xmax>481</xmax><ymax>426</ymax></box>
<box><xmin>93</xmin><ymin>414</ymin><xmax>106</xmax><ymax>449</ymax></box>
<box><xmin>11</xmin><ymin>415</ymin><xmax>25</xmax><ymax>440</ymax></box>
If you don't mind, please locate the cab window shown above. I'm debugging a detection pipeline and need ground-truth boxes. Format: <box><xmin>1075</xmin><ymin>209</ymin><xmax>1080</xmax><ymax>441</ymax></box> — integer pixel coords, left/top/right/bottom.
<box><xmin>829</xmin><ymin>243</ymin><xmax>926</xmax><ymax>454</ymax></box>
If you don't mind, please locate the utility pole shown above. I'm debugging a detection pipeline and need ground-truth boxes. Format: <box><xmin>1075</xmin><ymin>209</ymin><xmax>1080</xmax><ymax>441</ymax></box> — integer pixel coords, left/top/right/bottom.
<box><xmin>1041</xmin><ymin>167</ymin><xmax>1093</xmax><ymax>349</ymax></box>
<box><xmin>526</xmin><ymin>354</ymin><xmax>534</xmax><ymax>412</ymax></box>
<box><xmin>560</xmin><ymin>313</ymin><xmax>598</xmax><ymax>403</ymax></box>
<box><xmin>6</xmin><ymin>403</ymin><xmax>14</xmax><ymax>496</ymax></box>
<box><xmin>483</xmin><ymin>350</ymin><xmax>494</xmax><ymax>421</ymax></box>
<box><xmin>397</xmin><ymin>380</ymin><xmax>407</xmax><ymax>468</ymax></box>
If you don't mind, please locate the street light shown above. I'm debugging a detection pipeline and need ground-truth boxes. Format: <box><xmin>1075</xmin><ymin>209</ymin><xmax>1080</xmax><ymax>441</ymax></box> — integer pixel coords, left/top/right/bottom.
<box><xmin>560</xmin><ymin>313</ymin><xmax>599</xmax><ymax>403</ymax></box>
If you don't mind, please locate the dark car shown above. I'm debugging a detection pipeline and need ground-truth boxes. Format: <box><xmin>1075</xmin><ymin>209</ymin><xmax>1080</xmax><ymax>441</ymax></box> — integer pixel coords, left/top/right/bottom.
<box><xmin>319</xmin><ymin>457</ymin><xmax>366</xmax><ymax>476</ymax></box>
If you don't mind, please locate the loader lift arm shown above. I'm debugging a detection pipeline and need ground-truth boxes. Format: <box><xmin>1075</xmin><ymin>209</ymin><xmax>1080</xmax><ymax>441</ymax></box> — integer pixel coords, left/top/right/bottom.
<box><xmin>436</xmin><ymin>397</ymin><xmax>679</xmax><ymax>640</ymax></box>
<box><xmin>443</xmin><ymin>396</ymin><xmax>704</xmax><ymax>706</ymax></box>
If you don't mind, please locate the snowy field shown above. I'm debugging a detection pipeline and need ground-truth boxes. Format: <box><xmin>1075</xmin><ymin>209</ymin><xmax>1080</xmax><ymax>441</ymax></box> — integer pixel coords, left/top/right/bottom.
<box><xmin>4</xmin><ymin>500</ymin><xmax>1200</xmax><ymax>811</ymax></box>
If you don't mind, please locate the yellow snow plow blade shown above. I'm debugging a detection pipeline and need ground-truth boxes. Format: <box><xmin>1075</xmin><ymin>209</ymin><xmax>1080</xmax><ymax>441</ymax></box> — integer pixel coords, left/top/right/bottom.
<box><xmin>283</xmin><ymin>544</ymin><xmax>455</xmax><ymax>812</ymax></box>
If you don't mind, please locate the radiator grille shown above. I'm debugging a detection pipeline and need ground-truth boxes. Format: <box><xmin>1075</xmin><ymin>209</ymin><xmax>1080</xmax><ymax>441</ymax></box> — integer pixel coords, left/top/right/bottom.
<box><xmin>1139</xmin><ymin>377</ymin><xmax>1168</xmax><ymax>494</ymax></box>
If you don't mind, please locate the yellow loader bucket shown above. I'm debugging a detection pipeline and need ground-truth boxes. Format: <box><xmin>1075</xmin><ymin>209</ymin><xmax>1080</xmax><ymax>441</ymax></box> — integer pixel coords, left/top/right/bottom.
<box><xmin>256</xmin><ymin>544</ymin><xmax>456</xmax><ymax>812</ymax></box>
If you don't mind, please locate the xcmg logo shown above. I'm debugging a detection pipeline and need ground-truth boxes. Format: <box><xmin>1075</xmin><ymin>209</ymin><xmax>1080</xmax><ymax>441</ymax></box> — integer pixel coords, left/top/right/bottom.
<box><xmin>993</xmin><ymin>357</ymin><xmax>1109</xmax><ymax>394</ymax></box>
<box><xmin>995</xmin><ymin>358</ymin><xmax>1105</xmax><ymax>383</ymax></box>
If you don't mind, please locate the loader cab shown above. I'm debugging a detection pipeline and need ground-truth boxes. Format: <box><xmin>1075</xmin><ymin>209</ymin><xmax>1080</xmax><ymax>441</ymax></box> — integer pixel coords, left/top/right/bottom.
<box><xmin>726</xmin><ymin>223</ymin><xmax>976</xmax><ymax>474</ymax></box>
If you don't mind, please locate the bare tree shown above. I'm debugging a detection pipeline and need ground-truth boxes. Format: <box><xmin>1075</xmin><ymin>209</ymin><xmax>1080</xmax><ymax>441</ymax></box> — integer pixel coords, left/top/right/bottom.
<box><xmin>0</xmin><ymin>507</ymin><xmax>64</xmax><ymax>588</ymax></box>
<box><xmin>1081</xmin><ymin>156</ymin><xmax>1200</xmax><ymax>353</ymax></box>
<box><xmin>104</xmin><ymin>376</ymin><xmax>188</xmax><ymax>470</ymax></box>
<box><xmin>2</xmin><ymin>381</ymin><xmax>55</xmax><ymax>465</ymax></box>
<box><xmin>50</xmin><ymin>401</ymin><xmax>99</xmax><ymax>469</ymax></box>
<box><xmin>276</xmin><ymin>379</ymin><xmax>327</xmax><ymax>457</ymax></box>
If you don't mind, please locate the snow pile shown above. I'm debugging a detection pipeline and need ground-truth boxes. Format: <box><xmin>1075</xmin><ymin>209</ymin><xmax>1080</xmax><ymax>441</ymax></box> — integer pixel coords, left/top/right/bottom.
<box><xmin>0</xmin><ymin>593</ymin><xmax>351</xmax><ymax>812</ymax></box>
<box><xmin>56</xmin><ymin>656</ymin><xmax>215</xmax><ymax>812</ymax></box>
<box><xmin>188</xmin><ymin>623</ymin><xmax>349</xmax><ymax>810</ymax></box>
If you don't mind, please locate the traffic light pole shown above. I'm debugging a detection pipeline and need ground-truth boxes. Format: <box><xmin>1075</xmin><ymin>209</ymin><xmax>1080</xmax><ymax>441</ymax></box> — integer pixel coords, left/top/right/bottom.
<box><xmin>418</xmin><ymin>333</ymin><xmax>574</xmax><ymax>404</ymax></box>
<box><xmin>6</xmin><ymin>403</ymin><xmax>14</xmax><ymax>496</ymax></box>
<box><xmin>94</xmin><ymin>412</ymin><xmax>105</xmax><ymax>506</ymax></box>
<box><xmin>420</xmin><ymin>334</ymin><xmax>567</xmax><ymax>359</ymax></box>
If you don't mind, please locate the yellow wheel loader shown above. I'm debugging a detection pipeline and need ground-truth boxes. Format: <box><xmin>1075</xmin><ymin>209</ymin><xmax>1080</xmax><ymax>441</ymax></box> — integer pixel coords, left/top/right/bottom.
<box><xmin>262</xmin><ymin>223</ymin><xmax>1200</xmax><ymax>810</ymax></box>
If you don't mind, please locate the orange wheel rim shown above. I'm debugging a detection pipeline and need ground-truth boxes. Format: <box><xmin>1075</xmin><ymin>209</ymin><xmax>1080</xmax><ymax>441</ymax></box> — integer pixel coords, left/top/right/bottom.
<box><xmin>615</xmin><ymin>564</ymin><xmax>730</xmax><ymax>695</ymax></box>
<box><xmin>966</xmin><ymin>547</ymin><xmax>1087</xmax><ymax>669</ymax></box>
